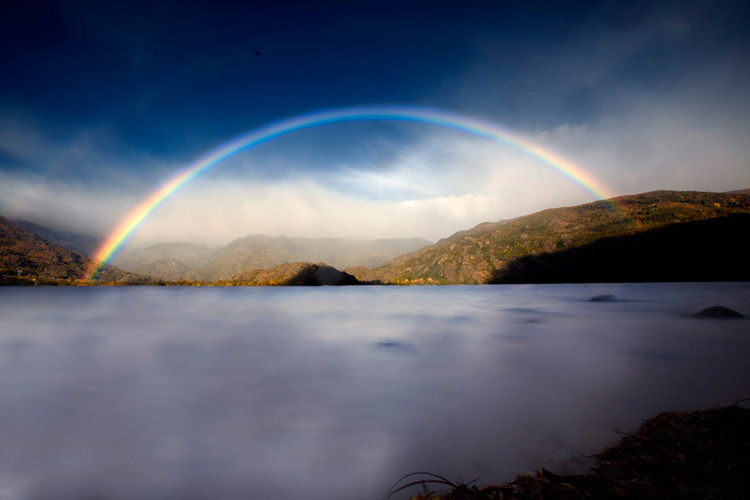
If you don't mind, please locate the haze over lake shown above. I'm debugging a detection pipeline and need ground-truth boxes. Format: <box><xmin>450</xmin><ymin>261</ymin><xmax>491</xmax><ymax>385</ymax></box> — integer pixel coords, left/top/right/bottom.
<box><xmin>1</xmin><ymin>283</ymin><xmax>748</xmax><ymax>500</ymax></box>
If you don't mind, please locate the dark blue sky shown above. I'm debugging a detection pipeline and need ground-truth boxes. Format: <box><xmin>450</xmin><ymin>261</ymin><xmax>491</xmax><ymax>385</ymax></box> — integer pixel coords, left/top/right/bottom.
<box><xmin>2</xmin><ymin>1</ymin><xmax>746</xmax><ymax>162</ymax></box>
<box><xmin>1</xmin><ymin>0</ymin><xmax>749</xmax><ymax>241</ymax></box>
<box><xmin>2</xmin><ymin>1</ymin><xmax>577</xmax><ymax>161</ymax></box>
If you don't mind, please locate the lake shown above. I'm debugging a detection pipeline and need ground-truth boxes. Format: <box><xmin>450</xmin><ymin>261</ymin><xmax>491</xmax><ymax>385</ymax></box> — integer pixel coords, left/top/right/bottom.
<box><xmin>0</xmin><ymin>283</ymin><xmax>748</xmax><ymax>499</ymax></box>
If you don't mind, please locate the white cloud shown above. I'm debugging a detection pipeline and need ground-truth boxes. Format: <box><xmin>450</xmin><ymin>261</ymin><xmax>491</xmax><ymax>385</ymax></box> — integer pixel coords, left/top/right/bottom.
<box><xmin>0</xmin><ymin>132</ymin><xmax>597</xmax><ymax>246</ymax></box>
<box><xmin>2</xmin><ymin>92</ymin><xmax>749</xmax><ymax>251</ymax></box>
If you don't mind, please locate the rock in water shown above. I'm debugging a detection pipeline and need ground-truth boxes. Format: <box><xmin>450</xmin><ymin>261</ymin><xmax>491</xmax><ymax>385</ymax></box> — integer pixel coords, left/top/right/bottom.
<box><xmin>693</xmin><ymin>306</ymin><xmax>743</xmax><ymax>318</ymax></box>
<box><xmin>589</xmin><ymin>294</ymin><xmax>616</xmax><ymax>302</ymax></box>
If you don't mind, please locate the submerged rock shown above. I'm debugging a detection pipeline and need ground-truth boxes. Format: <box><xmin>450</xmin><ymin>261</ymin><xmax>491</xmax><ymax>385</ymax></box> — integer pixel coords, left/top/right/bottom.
<box><xmin>693</xmin><ymin>306</ymin><xmax>743</xmax><ymax>318</ymax></box>
<box><xmin>376</xmin><ymin>341</ymin><xmax>415</xmax><ymax>354</ymax></box>
<box><xmin>589</xmin><ymin>294</ymin><xmax>616</xmax><ymax>302</ymax></box>
<box><xmin>377</xmin><ymin>341</ymin><xmax>411</xmax><ymax>349</ymax></box>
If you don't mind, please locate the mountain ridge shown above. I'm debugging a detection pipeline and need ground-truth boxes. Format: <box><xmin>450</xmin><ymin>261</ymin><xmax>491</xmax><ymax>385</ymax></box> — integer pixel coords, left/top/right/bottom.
<box><xmin>11</xmin><ymin>219</ymin><xmax>101</xmax><ymax>256</ymax></box>
<box><xmin>347</xmin><ymin>190</ymin><xmax>750</xmax><ymax>284</ymax></box>
<box><xmin>0</xmin><ymin>216</ymin><xmax>136</xmax><ymax>284</ymax></box>
<box><xmin>491</xmin><ymin>214</ymin><xmax>750</xmax><ymax>283</ymax></box>
<box><xmin>5</xmin><ymin>189</ymin><xmax>749</xmax><ymax>285</ymax></box>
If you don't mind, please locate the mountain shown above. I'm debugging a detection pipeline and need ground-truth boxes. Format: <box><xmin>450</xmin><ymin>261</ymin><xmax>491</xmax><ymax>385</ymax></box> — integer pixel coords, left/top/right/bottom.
<box><xmin>114</xmin><ymin>236</ymin><xmax>431</xmax><ymax>281</ymax></box>
<box><xmin>113</xmin><ymin>242</ymin><xmax>214</xmax><ymax>281</ymax></box>
<box><xmin>491</xmin><ymin>214</ymin><xmax>750</xmax><ymax>283</ymax></box>
<box><xmin>229</xmin><ymin>262</ymin><xmax>361</xmax><ymax>286</ymax></box>
<box><xmin>128</xmin><ymin>257</ymin><xmax>192</xmax><ymax>282</ymax></box>
<box><xmin>11</xmin><ymin>219</ymin><xmax>101</xmax><ymax>256</ymax></box>
<box><xmin>348</xmin><ymin>190</ymin><xmax>750</xmax><ymax>284</ymax></box>
<box><xmin>200</xmin><ymin>235</ymin><xmax>431</xmax><ymax>281</ymax></box>
<box><xmin>0</xmin><ymin>215</ymin><xmax>134</xmax><ymax>284</ymax></box>
<box><xmin>8</xmin><ymin>189</ymin><xmax>748</xmax><ymax>285</ymax></box>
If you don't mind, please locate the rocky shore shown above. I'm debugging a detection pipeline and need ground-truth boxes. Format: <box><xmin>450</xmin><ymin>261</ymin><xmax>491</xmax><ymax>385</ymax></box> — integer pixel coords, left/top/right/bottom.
<box><xmin>393</xmin><ymin>404</ymin><xmax>750</xmax><ymax>499</ymax></box>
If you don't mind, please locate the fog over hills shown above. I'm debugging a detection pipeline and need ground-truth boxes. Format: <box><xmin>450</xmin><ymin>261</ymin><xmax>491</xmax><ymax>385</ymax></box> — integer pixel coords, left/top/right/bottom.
<box><xmin>12</xmin><ymin>219</ymin><xmax>101</xmax><ymax>256</ymax></box>
<box><xmin>112</xmin><ymin>236</ymin><xmax>431</xmax><ymax>281</ymax></box>
<box><xmin>113</xmin><ymin>242</ymin><xmax>214</xmax><ymax>281</ymax></box>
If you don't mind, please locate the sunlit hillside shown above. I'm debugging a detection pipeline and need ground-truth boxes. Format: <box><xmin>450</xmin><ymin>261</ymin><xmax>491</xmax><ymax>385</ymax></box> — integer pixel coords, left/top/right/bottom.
<box><xmin>350</xmin><ymin>190</ymin><xmax>750</xmax><ymax>284</ymax></box>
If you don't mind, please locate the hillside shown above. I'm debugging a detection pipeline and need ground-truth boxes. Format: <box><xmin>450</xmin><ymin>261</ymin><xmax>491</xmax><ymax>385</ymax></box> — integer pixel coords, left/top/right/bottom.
<box><xmin>0</xmin><ymin>215</ymin><xmax>134</xmax><ymax>284</ymax></box>
<box><xmin>348</xmin><ymin>190</ymin><xmax>750</xmax><ymax>284</ymax></box>
<box><xmin>7</xmin><ymin>190</ymin><xmax>749</xmax><ymax>286</ymax></box>
<box><xmin>113</xmin><ymin>242</ymin><xmax>215</xmax><ymax>281</ymax></box>
<box><xmin>491</xmin><ymin>214</ymin><xmax>750</xmax><ymax>283</ymax></box>
<box><xmin>113</xmin><ymin>236</ymin><xmax>431</xmax><ymax>281</ymax></box>
<box><xmin>228</xmin><ymin>262</ymin><xmax>360</xmax><ymax>286</ymax></box>
<box><xmin>11</xmin><ymin>219</ymin><xmax>101</xmax><ymax>256</ymax></box>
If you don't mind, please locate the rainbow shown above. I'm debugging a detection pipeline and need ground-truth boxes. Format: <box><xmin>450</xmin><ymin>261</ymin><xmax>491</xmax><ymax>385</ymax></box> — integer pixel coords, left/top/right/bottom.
<box><xmin>88</xmin><ymin>105</ymin><xmax>617</xmax><ymax>279</ymax></box>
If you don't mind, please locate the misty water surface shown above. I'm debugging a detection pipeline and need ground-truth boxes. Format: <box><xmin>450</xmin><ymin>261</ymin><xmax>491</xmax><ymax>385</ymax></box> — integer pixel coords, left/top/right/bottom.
<box><xmin>0</xmin><ymin>283</ymin><xmax>749</xmax><ymax>499</ymax></box>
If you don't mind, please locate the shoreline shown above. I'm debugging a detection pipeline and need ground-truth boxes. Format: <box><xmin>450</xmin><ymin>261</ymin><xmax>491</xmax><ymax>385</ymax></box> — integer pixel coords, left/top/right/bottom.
<box><xmin>392</xmin><ymin>404</ymin><xmax>750</xmax><ymax>499</ymax></box>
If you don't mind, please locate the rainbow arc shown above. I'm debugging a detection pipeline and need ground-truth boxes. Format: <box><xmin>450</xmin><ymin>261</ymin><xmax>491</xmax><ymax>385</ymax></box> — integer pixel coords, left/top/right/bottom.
<box><xmin>88</xmin><ymin>106</ymin><xmax>617</xmax><ymax>279</ymax></box>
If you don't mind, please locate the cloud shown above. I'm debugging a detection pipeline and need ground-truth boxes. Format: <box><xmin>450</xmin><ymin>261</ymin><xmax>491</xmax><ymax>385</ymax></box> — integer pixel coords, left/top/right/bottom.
<box><xmin>0</xmin><ymin>125</ymin><xmax>601</xmax><ymax>246</ymax></box>
<box><xmin>2</xmin><ymin>94</ymin><xmax>749</xmax><ymax>250</ymax></box>
<box><xmin>1</xmin><ymin>0</ymin><xmax>748</xmax><ymax>250</ymax></box>
<box><xmin>0</xmin><ymin>172</ymin><xmax>139</xmax><ymax>236</ymax></box>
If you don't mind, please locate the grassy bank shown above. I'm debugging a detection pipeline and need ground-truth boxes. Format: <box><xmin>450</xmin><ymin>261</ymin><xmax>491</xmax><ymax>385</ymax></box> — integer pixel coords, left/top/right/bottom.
<box><xmin>392</xmin><ymin>404</ymin><xmax>750</xmax><ymax>499</ymax></box>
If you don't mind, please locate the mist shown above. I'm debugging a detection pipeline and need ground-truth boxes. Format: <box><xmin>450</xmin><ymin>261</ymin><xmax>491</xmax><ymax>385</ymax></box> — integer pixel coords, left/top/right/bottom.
<box><xmin>1</xmin><ymin>283</ymin><xmax>748</xmax><ymax>499</ymax></box>
<box><xmin>1</xmin><ymin>100</ymin><xmax>748</xmax><ymax>248</ymax></box>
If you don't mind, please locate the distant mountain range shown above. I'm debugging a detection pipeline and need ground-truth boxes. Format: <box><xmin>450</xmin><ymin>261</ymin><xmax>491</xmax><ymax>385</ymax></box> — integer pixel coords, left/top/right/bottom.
<box><xmin>112</xmin><ymin>242</ymin><xmax>214</xmax><ymax>281</ymax></box>
<box><xmin>347</xmin><ymin>190</ymin><xmax>750</xmax><ymax>284</ymax></box>
<box><xmin>112</xmin><ymin>236</ymin><xmax>432</xmax><ymax>281</ymax></box>
<box><xmin>2</xmin><ymin>189</ymin><xmax>749</xmax><ymax>285</ymax></box>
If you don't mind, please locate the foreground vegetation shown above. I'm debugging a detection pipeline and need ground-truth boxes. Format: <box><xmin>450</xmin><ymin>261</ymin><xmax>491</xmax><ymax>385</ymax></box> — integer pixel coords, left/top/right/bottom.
<box><xmin>393</xmin><ymin>404</ymin><xmax>750</xmax><ymax>499</ymax></box>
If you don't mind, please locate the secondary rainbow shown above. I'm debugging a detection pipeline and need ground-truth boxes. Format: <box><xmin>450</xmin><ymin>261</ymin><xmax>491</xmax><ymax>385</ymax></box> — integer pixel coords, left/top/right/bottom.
<box><xmin>88</xmin><ymin>105</ymin><xmax>617</xmax><ymax>278</ymax></box>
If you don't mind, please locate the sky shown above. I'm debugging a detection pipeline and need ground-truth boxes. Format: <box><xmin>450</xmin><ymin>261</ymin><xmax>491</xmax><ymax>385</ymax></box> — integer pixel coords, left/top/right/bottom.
<box><xmin>1</xmin><ymin>0</ymin><xmax>749</xmax><ymax>247</ymax></box>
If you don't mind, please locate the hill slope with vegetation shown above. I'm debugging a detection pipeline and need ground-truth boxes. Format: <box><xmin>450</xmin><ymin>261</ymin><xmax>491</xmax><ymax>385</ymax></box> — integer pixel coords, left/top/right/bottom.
<box><xmin>12</xmin><ymin>218</ymin><xmax>101</xmax><ymax>256</ymax></box>
<box><xmin>348</xmin><ymin>190</ymin><xmax>750</xmax><ymax>284</ymax></box>
<box><xmin>228</xmin><ymin>262</ymin><xmax>361</xmax><ymax>286</ymax></box>
<box><xmin>492</xmin><ymin>214</ymin><xmax>750</xmax><ymax>283</ymax></box>
<box><xmin>0</xmin><ymin>216</ymin><xmax>136</xmax><ymax>284</ymax></box>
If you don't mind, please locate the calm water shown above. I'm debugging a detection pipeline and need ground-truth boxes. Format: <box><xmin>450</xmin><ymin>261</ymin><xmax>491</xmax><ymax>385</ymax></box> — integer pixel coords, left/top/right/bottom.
<box><xmin>0</xmin><ymin>283</ymin><xmax>748</xmax><ymax>499</ymax></box>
